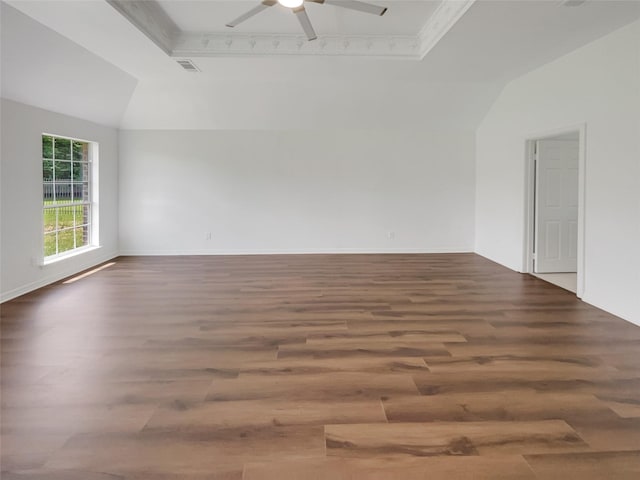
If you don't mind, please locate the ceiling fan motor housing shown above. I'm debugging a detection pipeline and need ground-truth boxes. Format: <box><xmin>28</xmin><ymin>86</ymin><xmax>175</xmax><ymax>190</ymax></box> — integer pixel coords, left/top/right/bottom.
<box><xmin>226</xmin><ymin>0</ymin><xmax>388</xmax><ymax>42</ymax></box>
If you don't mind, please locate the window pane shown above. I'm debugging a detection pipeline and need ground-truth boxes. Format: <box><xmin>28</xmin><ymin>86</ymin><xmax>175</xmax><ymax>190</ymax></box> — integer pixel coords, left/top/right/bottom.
<box><xmin>44</xmin><ymin>208</ymin><xmax>57</xmax><ymax>233</ymax></box>
<box><xmin>81</xmin><ymin>182</ymin><xmax>90</xmax><ymax>202</ymax></box>
<box><xmin>58</xmin><ymin>229</ymin><xmax>75</xmax><ymax>254</ymax></box>
<box><xmin>54</xmin><ymin>138</ymin><xmax>71</xmax><ymax>160</ymax></box>
<box><xmin>43</xmin><ymin>159</ymin><xmax>53</xmax><ymax>182</ymax></box>
<box><xmin>72</xmin><ymin>161</ymin><xmax>87</xmax><ymax>182</ymax></box>
<box><xmin>75</xmin><ymin>226</ymin><xmax>89</xmax><ymax>248</ymax></box>
<box><xmin>43</xmin><ymin>136</ymin><xmax>53</xmax><ymax>159</ymax></box>
<box><xmin>54</xmin><ymin>160</ymin><xmax>72</xmax><ymax>181</ymax></box>
<box><xmin>74</xmin><ymin>204</ymin><xmax>86</xmax><ymax>226</ymax></box>
<box><xmin>71</xmin><ymin>162</ymin><xmax>84</xmax><ymax>182</ymax></box>
<box><xmin>44</xmin><ymin>232</ymin><xmax>57</xmax><ymax>257</ymax></box>
<box><xmin>81</xmin><ymin>205</ymin><xmax>91</xmax><ymax>227</ymax></box>
<box><xmin>54</xmin><ymin>182</ymin><xmax>73</xmax><ymax>203</ymax></box>
<box><xmin>73</xmin><ymin>142</ymin><xmax>88</xmax><ymax>161</ymax></box>
<box><xmin>43</xmin><ymin>181</ymin><xmax>54</xmax><ymax>204</ymax></box>
<box><xmin>57</xmin><ymin>206</ymin><xmax>75</xmax><ymax>230</ymax></box>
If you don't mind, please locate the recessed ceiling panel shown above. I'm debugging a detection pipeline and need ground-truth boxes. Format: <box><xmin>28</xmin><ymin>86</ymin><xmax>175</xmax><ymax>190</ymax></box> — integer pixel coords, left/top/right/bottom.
<box><xmin>157</xmin><ymin>0</ymin><xmax>440</xmax><ymax>36</ymax></box>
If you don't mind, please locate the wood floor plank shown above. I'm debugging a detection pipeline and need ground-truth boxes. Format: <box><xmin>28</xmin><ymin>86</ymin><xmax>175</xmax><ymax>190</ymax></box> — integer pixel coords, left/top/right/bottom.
<box><xmin>0</xmin><ymin>432</ymin><xmax>72</xmax><ymax>457</ymax></box>
<box><xmin>305</xmin><ymin>330</ymin><xmax>467</xmax><ymax>345</ymax></box>
<box><xmin>0</xmin><ymin>470</ymin><xmax>129</xmax><ymax>480</ymax></box>
<box><xmin>205</xmin><ymin>372</ymin><xmax>420</xmax><ymax>402</ymax></box>
<box><xmin>1</xmin><ymin>404</ymin><xmax>156</xmax><ymax>435</ymax></box>
<box><xmin>525</xmin><ymin>450</ymin><xmax>640</xmax><ymax>479</ymax></box>
<box><xmin>0</xmin><ymin>453</ymin><xmax>50</xmax><ymax>472</ymax></box>
<box><xmin>277</xmin><ymin>342</ymin><xmax>451</xmax><ymax>359</ymax></box>
<box><xmin>597</xmin><ymin>394</ymin><xmax>640</xmax><ymax>418</ymax></box>
<box><xmin>445</xmin><ymin>338</ymin><xmax>640</xmax><ymax>356</ymax></box>
<box><xmin>412</xmin><ymin>370</ymin><xmax>640</xmax><ymax>396</ymax></box>
<box><xmin>143</xmin><ymin>399</ymin><xmax>387</xmax><ymax>432</ymax></box>
<box><xmin>381</xmin><ymin>390</ymin><xmax>617</xmax><ymax>423</ymax></box>
<box><xmin>422</xmin><ymin>353</ymin><xmax>614</xmax><ymax>374</ymax></box>
<box><xmin>598</xmin><ymin>352</ymin><xmax>640</xmax><ymax>372</ymax></box>
<box><xmin>229</xmin><ymin>356</ymin><xmax>430</xmax><ymax>376</ymax></box>
<box><xmin>325</xmin><ymin>420</ymin><xmax>588</xmax><ymax>457</ymax></box>
<box><xmin>485</xmin><ymin>323</ymin><xmax>640</xmax><ymax>341</ymax></box>
<box><xmin>243</xmin><ymin>456</ymin><xmax>537</xmax><ymax>480</ymax></box>
<box><xmin>566</xmin><ymin>416</ymin><xmax>640</xmax><ymax>451</ymax></box>
<box><xmin>1</xmin><ymin>379</ymin><xmax>212</xmax><ymax>408</ymax></box>
<box><xmin>353</xmin><ymin>318</ymin><xmax>497</xmax><ymax>335</ymax></box>
<box><xmin>44</xmin><ymin>427</ymin><xmax>323</xmax><ymax>475</ymax></box>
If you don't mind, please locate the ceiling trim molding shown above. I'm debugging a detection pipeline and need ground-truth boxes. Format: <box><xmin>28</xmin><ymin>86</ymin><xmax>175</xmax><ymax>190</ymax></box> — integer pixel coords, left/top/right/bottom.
<box><xmin>418</xmin><ymin>0</ymin><xmax>476</xmax><ymax>58</ymax></box>
<box><xmin>106</xmin><ymin>0</ymin><xmax>179</xmax><ymax>54</ymax></box>
<box><xmin>172</xmin><ymin>33</ymin><xmax>420</xmax><ymax>58</ymax></box>
<box><xmin>107</xmin><ymin>0</ymin><xmax>477</xmax><ymax>59</ymax></box>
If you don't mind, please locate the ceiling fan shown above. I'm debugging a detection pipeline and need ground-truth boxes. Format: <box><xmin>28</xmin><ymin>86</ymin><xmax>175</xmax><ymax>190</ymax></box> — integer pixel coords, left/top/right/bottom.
<box><xmin>226</xmin><ymin>0</ymin><xmax>388</xmax><ymax>42</ymax></box>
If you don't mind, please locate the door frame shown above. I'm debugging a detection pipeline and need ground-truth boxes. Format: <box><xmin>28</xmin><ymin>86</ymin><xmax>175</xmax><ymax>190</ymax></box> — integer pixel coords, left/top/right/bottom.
<box><xmin>522</xmin><ymin>123</ymin><xmax>586</xmax><ymax>298</ymax></box>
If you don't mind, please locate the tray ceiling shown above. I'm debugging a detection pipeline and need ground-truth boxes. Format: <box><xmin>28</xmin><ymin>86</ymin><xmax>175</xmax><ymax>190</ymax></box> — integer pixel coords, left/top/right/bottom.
<box><xmin>160</xmin><ymin>0</ymin><xmax>437</xmax><ymax>35</ymax></box>
<box><xmin>107</xmin><ymin>0</ymin><xmax>475</xmax><ymax>59</ymax></box>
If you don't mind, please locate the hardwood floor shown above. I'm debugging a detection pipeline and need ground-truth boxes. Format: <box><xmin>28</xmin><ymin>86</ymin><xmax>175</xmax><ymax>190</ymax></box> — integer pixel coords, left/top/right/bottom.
<box><xmin>1</xmin><ymin>253</ymin><xmax>639</xmax><ymax>479</ymax></box>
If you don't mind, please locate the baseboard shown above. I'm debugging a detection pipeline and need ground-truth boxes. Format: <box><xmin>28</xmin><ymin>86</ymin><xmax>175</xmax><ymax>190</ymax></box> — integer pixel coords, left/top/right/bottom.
<box><xmin>580</xmin><ymin>292</ymin><xmax>639</xmax><ymax>327</ymax></box>
<box><xmin>117</xmin><ymin>247</ymin><xmax>474</xmax><ymax>256</ymax></box>
<box><xmin>472</xmin><ymin>250</ymin><xmax>522</xmax><ymax>272</ymax></box>
<box><xmin>1</xmin><ymin>251</ymin><xmax>119</xmax><ymax>303</ymax></box>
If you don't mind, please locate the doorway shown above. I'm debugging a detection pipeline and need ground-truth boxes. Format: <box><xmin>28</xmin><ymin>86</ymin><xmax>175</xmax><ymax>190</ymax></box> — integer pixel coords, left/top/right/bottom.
<box><xmin>523</xmin><ymin>125</ymin><xmax>586</xmax><ymax>297</ymax></box>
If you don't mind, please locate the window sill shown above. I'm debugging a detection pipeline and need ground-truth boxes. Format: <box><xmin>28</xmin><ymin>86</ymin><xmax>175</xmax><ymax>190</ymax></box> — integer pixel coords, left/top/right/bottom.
<box><xmin>42</xmin><ymin>245</ymin><xmax>102</xmax><ymax>266</ymax></box>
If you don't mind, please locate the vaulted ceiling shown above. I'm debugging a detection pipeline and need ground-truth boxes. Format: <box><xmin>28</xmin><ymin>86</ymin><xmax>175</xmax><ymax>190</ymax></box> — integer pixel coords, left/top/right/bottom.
<box><xmin>2</xmin><ymin>0</ymin><xmax>639</xmax><ymax>129</ymax></box>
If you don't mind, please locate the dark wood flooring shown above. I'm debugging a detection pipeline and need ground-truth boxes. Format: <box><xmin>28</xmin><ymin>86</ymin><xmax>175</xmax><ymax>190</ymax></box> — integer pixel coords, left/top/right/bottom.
<box><xmin>1</xmin><ymin>253</ymin><xmax>639</xmax><ymax>479</ymax></box>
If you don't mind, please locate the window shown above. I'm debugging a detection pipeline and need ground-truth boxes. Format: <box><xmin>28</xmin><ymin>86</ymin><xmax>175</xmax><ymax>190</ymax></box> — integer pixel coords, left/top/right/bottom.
<box><xmin>42</xmin><ymin>134</ymin><xmax>96</xmax><ymax>260</ymax></box>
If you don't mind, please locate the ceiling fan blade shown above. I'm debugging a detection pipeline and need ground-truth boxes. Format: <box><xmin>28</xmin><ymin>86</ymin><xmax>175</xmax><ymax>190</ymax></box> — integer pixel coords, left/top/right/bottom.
<box><xmin>323</xmin><ymin>0</ymin><xmax>387</xmax><ymax>16</ymax></box>
<box><xmin>226</xmin><ymin>0</ymin><xmax>277</xmax><ymax>28</ymax></box>
<box><xmin>293</xmin><ymin>6</ymin><xmax>317</xmax><ymax>41</ymax></box>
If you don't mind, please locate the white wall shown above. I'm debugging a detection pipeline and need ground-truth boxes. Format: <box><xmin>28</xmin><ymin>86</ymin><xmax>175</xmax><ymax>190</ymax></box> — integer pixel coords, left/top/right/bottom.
<box><xmin>119</xmin><ymin>129</ymin><xmax>475</xmax><ymax>255</ymax></box>
<box><xmin>476</xmin><ymin>20</ymin><xmax>640</xmax><ymax>324</ymax></box>
<box><xmin>120</xmin><ymin>78</ymin><xmax>501</xmax><ymax>131</ymax></box>
<box><xmin>0</xmin><ymin>99</ymin><xmax>120</xmax><ymax>301</ymax></box>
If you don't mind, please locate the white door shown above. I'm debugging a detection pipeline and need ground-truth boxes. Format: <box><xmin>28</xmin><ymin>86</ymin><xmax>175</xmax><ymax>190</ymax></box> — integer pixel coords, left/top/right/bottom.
<box><xmin>534</xmin><ymin>139</ymin><xmax>579</xmax><ymax>273</ymax></box>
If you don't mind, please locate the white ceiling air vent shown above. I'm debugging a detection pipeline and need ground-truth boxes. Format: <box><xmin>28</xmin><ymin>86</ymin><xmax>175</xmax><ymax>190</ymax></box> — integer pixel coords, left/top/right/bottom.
<box><xmin>176</xmin><ymin>59</ymin><xmax>200</xmax><ymax>72</ymax></box>
<box><xmin>560</xmin><ymin>0</ymin><xmax>587</xmax><ymax>6</ymax></box>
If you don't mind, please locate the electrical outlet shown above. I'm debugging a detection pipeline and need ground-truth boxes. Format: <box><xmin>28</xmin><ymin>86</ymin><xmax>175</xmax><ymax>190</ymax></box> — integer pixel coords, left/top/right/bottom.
<box><xmin>205</xmin><ymin>232</ymin><xmax>212</xmax><ymax>241</ymax></box>
<box><xmin>388</xmin><ymin>231</ymin><xmax>395</xmax><ymax>239</ymax></box>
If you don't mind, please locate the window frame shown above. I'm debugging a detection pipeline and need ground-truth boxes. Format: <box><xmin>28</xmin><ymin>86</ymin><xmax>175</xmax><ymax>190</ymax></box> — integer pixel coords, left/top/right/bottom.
<box><xmin>42</xmin><ymin>133</ymin><xmax>100</xmax><ymax>265</ymax></box>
